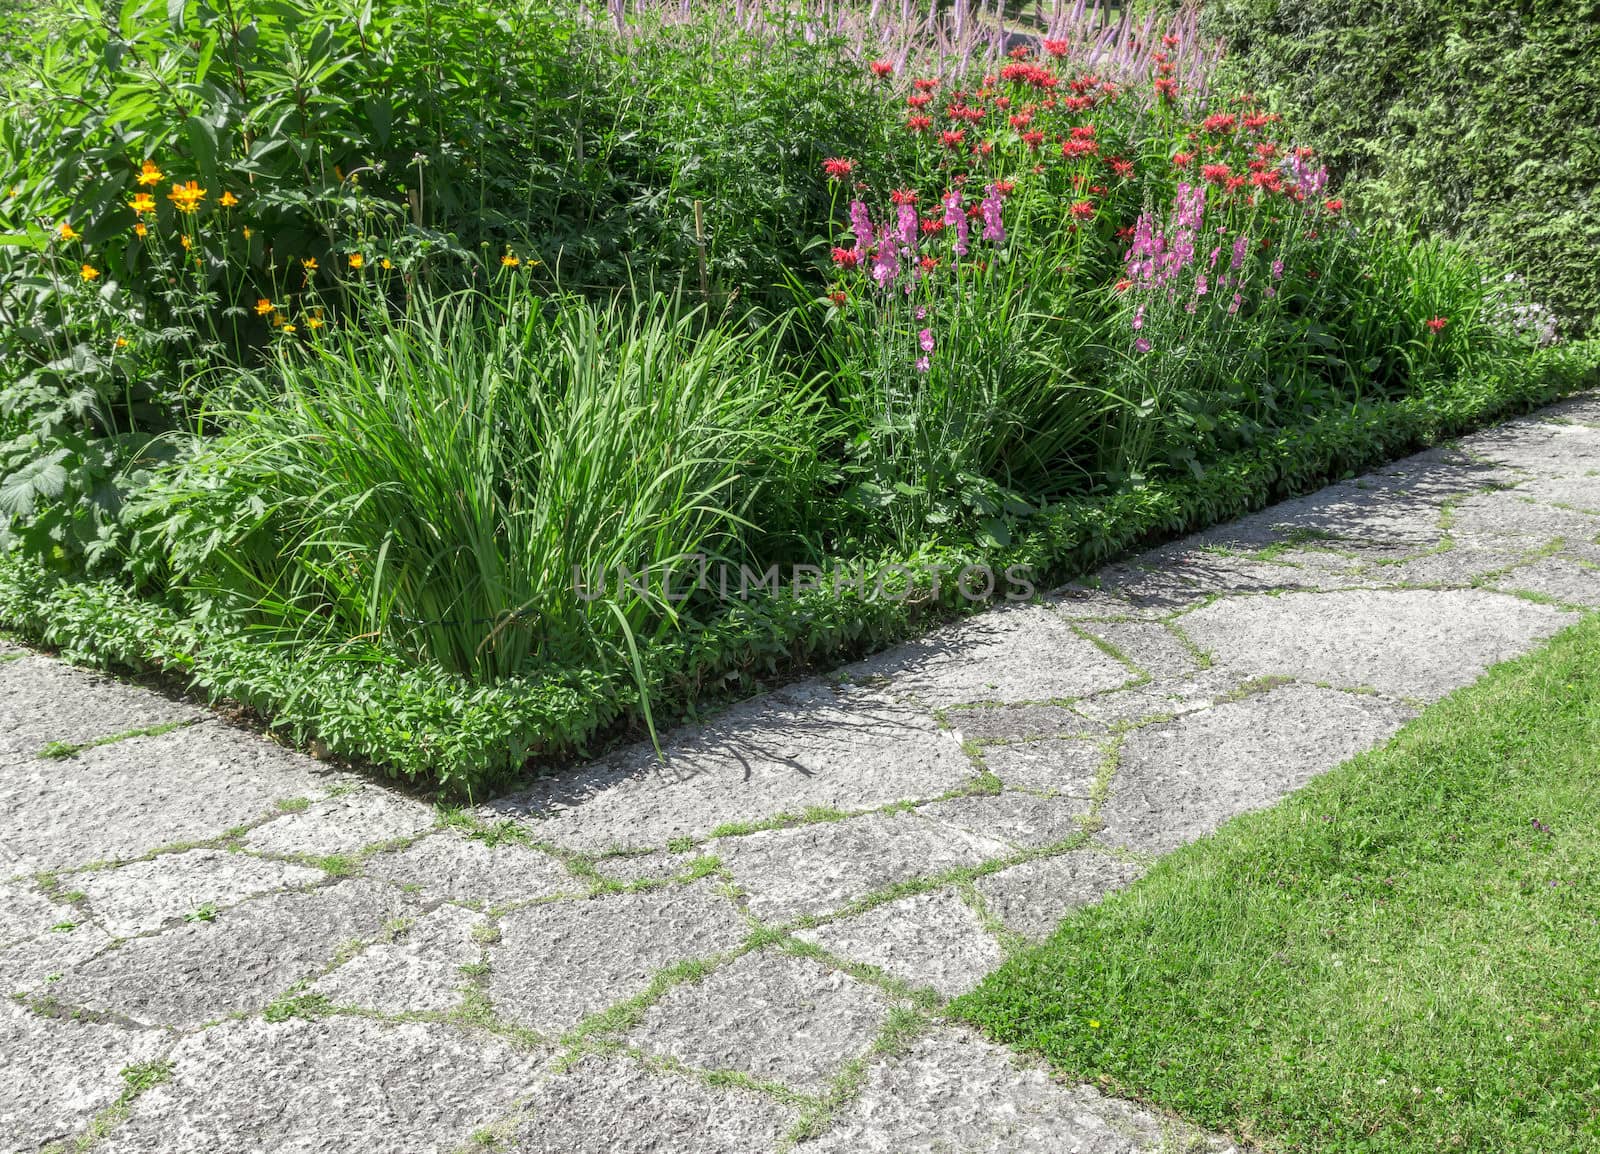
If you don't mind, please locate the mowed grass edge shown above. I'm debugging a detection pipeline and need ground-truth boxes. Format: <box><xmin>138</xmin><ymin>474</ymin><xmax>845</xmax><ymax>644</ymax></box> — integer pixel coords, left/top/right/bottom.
<box><xmin>952</xmin><ymin>613</ymin><xmax>1600</xmax><ymax>1153</ymax></box>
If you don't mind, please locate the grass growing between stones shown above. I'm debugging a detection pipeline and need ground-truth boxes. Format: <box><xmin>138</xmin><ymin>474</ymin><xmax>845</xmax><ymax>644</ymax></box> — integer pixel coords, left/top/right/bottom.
<box><xmin>953</xmin><ymin>614</ymin><xmax>1600</xmax><ymax>1153</ymax></box>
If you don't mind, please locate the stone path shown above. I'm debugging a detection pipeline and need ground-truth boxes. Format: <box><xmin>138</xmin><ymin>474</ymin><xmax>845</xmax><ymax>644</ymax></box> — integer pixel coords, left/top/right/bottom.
<box><xmin>3</xmin><ymin>395</ymin><xmax>1598</xmax><ymax>1153</ymax></box>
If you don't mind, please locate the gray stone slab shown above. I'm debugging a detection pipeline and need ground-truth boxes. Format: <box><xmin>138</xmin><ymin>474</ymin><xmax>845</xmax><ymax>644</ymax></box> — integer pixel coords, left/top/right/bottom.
<box><xmin>481</xmin><ymin>682</ymin><xmax>978</xmax><ymax>853</ymax></box>
<box><xmin>1493</xmin><ymin>556</ymin><xmax>1600</xmax><ymax>608</ymax></box>
<box><xmin>1100</xmin><ymin>684</ymin><xmax>1414</xmax><ymax>856</ymax></box>
<box><xmin>0</xmin><ymin>722</ymin><xmax>350</xmax><ymax>873</ymax></box>
<box><xmin>624</xmin><ymin>949</ymin><xmax>888</xmax><ymax>1093</ymax></box>
<box><xmin>1460</xmin><ymin>419</ymin><xmax>1600</xmax><ymax>478</ymax></box>
<box><xmin>1180</xmin><ymin>588</ymin><xmax>1575</xmax><ymax>701</ymax></box>
<box><xmin>1447</xmin><ymin>489</ymin><xmax>1600</xmax><ymax>549</ymax></box>
<box><xmin>979</xmin><ymin>738</ymin><xmax>1102</xmax><ymax>795</ymax></box>
<box><xmin>490</xmin><ymin>882</ymin><xmax>748</xmax><ymax>1036</ymax></box>
<box><xmin>1047</xmin><ymin>586</ymin><xmax>1153</xmax><ymax>620</ymax></box>
<box><xmin>918</xmin><ymin>792</ymin><xmax>1086</xmax><ymax>851</ymax></box>
<box><xmin>714</xmin><ymin>812</ymin><xmax>1013</xmax><ymax>924</ymax></box>
<box><xmin>0</xmin><ymin>1000</ymin><xmax>167</xmax><ymax>1151</ymax></box>
<box><xmin>48</xmin><ymin>880</ymin><xmax>406</xmax><ymax>1027</ymax></box>
<box><xmin>945</xmin><ymin>703</ymin><xmax>1098</xmax><ymax>742</ymax></box>
<box><xmin>0</xmin><ymin>657</ymin><xmax>205</xmax><ymax>760</ymax></box>
<box><xmin>74</xmin><ymin>849</ymin><xmax>325</xmax><ymax>937</ymax></box>
<box><xmin>588</xmin><ymin>850</ymin><xmax>706</xmax><ymax>886</ymax></box>
<box><xmin>807</xmin><ymin>1026</ymin><xmax>1235</xmax><ymax>1153</ymax></box>
<box><xmin>843</xmin><ymin>605</ymin><xmax>1135</xmax><ymax>706</ymax></box>
<box><xmin>99</xmin><ymin>1016</ymin><xmax>547</xmax><ymax>1153</ymax></box>
<box><xmin>973</xmin><ymin>853</ymin><xmax>1147</xmax><ymax>941</ymax></box>
<box><xmin>507</xmin><ymin>1054</ymin><xmax>798</xmax><ymax>1153</ymax></box>
<box><xmin>1374</xmin><ymin>544</ymin><xmax>1525</xmax><ymax>588</ymax></box>
<box><xmin>363</xmin><ymin>829</ymin><xmax>579</xmax><ymax>906</ymax></box>
<box><xmin>1080</xmin><ymin>621</ymin><xmax>1204</xmax><ymax>678</ymax></box>
<box><xmin>311</xmin><ymin>903</ymin><xmax>484</xmax><ymax>1014</ymax></box>
<box><xmin>797</xmin><ymin>891</ymin><xmax>1004</xmax><ymax>998</ymax></box>
<box><xmin>1068</xmin><ymin>667</ymin><xmax>1250</xmax><ymax>729</ymax></box>
<box><xmin>0</xmin><ymin>918</ymin><xmax>115</xmax><ymax>995</ymax></box>
<box><xmin>243</xmin><ymin>787</ymin><xmax>436</xmax><ymax>857</ymax></box>
<box><xmin>1535</xmin><ymin>393</ymin><xmax>1600</xmax><ymax>427</ymax></box>
<box><xmin>1519</xmin><ymin>474</ymin><xmax>1600</xmax><ymax>515</ymax></box>
<box><xmin>0</xmin><ymin>881</ymin><xmax>68</xmax><ymax>947</ymax></box>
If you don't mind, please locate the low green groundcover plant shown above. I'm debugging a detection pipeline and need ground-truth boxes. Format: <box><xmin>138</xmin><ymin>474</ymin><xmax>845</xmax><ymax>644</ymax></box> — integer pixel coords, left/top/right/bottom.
<box><xmin>954</xmin><ymin>614</ymin><xmax>1600</xmax><ymax>1153</ymax></box>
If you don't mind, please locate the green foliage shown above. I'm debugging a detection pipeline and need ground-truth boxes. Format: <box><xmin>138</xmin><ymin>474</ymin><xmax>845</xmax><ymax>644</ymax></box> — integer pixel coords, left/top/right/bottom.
<box><xmin>954</xmin><ymin>609</ymin><xmax>1600</xmax><ymax>1152</ymax></box>
<box><xmin>1195</xmin><ymin>0</ymin><xmax>1600</xmax><ymax>335</ymax></box>
<box><xmin>2</xmin><ymin>347</ymin><xmax>1590</xmax><ymax>794</ymax></box>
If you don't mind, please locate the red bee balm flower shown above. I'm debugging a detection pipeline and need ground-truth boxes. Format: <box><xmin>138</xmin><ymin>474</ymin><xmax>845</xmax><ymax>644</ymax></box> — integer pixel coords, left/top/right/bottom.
<box><xmin>1324</xmin><ymin>198</ymin><xmax>1344</xmax><ymax>213</ymax></box>
<box><xmin>890</xmin><ymin>188</ymin><xmax>918</xmax><ymax>205</ymax></box>
<box><xmin>870</xmin><ymin>59</ymin><xmax>894</xmax><ymax>78</ymax></box>
<box><xmin>1426</xmin><ymin>316</ymin><xmax>1448</xmax><ymax>333</ymax></box>
<box><xmin>907</xmin><ymin>115</ymin><xmax>933</xmax><ymax>133</ymax></box>
<box><xmin>1070</xmin><ymin>200</ymin><xmax>1096</xmax><ymax>221</ymax></box>
<box><xmin>907</xmin><ymin>94</ymin><xmax>932</xmax><ymax>109</ymax></box>
<box><xmin>828</xmin><ymin>291</ymin><xmax>848</xmax><ymax>307</ymax></box>
<box><xmin>1042</xmin><ymin>38</ymin><xmax>1069</xmax><ymax>57</ymax></box>
<box><xmin>822</xmin><ymin>157</ymin><xmax>855</xmax><ymax>180</ymax></box>
<box><xmin>830</xmin><ymin>247</ymin><xmax>861</xmax><ymax>268</ymax></box>
<box><xmin>940</xmin><ymin>129</ymin><xmax>966</xmax><ymax>150</ymax></box>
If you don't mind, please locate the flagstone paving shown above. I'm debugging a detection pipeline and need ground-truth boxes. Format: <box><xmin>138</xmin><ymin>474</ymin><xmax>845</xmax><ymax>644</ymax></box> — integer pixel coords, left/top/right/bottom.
<box><xmin>2</xmin><ymin>395</ymin><xmax>1597</xmax><ymax>1153</ymax></box>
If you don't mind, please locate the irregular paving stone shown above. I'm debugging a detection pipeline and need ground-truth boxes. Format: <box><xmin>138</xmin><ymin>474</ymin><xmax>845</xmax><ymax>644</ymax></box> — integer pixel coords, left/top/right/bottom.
<box><xmin>1181</xmin><ymin>588</ymin><xmax>1575</xmax><ymax>701</ymax></box>
<box><xmin>1182</xmin><ymin>471</ymin><xmax>1459</xmax><ymax>556</ymax></box>
<box><xmin>490</xmin><ymin>882</ymin><xmax>748</xmax><ymax>1036</ymax></box>
<box><xmin>1518</xmin><ymin>474</ymin><xmax>1600</xmax><ymax>514</ymax></box>
<box><xmin>0</xmin><ymin>722</ymin><xmax>350</xmax><ymax>873</ymax></box>
<box><xmin>1461</xmin><ymin>419</ymin><xmax>1600</xmax><ymax>478</ymax></box>
<box><xmin>48</xmin><ymin>880</ymin><xmax>406</xmax><ymax>1027</ymax></box>
<box><xmin>624</xmin><ymin>949</ymin><xmax>888</xmax><ymax>1093</ymax></box>
<box><xmin>714</xmin><ymin>812</ymin><xmax>1013</xmax><ymax>923</ymax></box>
<box><xmin>918</xmin><ymin>792</ymin><xmax>1086</xmax><ymax>851</ymax></box>
<box><xmin>587</xmin><ymin>850</ymin><xmax>705</xmax><ymax>886</ymax></box>
<box><xmin>0</xmin><ymin>919</ymin><xmax>115</xmax><ymax>995</ymax></box>
<box><xmin>311</xmin><ymin>903</ymin><xmax>483</xmax><ymax>1014</ymax></box>
<box><xmin>1537</xmin><ymin>394</ymin><xmax>1600</xmax><ymax>426</ymax></box>
<box><xmin>946</xmin><ymin>703</ymin><xmax>1098</xmax><ymax>742</ymax></box>
<box><xmin>1375</xmin><ymin>544</ymin><xmax>1524</xmax><ymax>588</ymax></box>
<box><xmin>508</xmin><ymin>1054</ymin><xmax>798</xmax><ymax>1153</ymax></box>
<box><xmin>808</xmin><ymin>1026</ymin><xmax>1235</xmax><ymax>1153</ymax></box>
<box><xmin>797</xmin><ymin>891</ymin><xmax>1004</xmax><ymax>998</ymax></box>
<box><xmin>843</xmin><ymin>604</ymin><xmax>1135</xmax><ymax>706</ymax></box>
<box><xmin>1446</xmin><ymin>489</ymin><xmax>1600</xmax><ymax>549</ymax></box>
<box><xmin>1068</xmin><ymin>667</ymin><xmax>1250</xmax><ymax>730</ymax></box>
<box><xmin>1099</xmin><ymin>684</ymin><xmax>1414</xmax><ymax>856</ymax></box>
<box><xmin>481</xmin><ymin>682</ymin><xmax>977</xmax><ymax>852</ymax></box>
<box><xmin>74</xmin><ymin>849</ymin><xmax>324</xmax><ymax>937</ymax></box>
<box><xmin>1046</xmin><ymin>585</ymin><xmax>1153</xmax><ymax>621</ymax></box>
<box><xmin>0</xmin><ymin>881</ymin><xmax>68</xmax><ymax>947</ymax></box>
<box><xmin>99</xmin><ymin>1016</ymin><xmax>547</xmax><ymax>1154</ymax></box>
<box><xmin>364</xmin><ymin>829</ymin><xmax>579</xmax><ymax>906</ymax></box>
<box><xmin>979</xmin><ymin>738</ymin><xmax>1102</xmax><ymax>795</ymax></box>
<box><xmin>1079</xmin><ymin>620</ymin><xmax>1203</xmax><ymax>679</ymax></box>
<box><xmin>0</xmin><ymin>657</ymin><xmax>205</xmax><ymax>761</ymax></box>
<box><xmin>0</xmin><ymin>999</ymin><xmax>167</xmax><ymax>1151</ymax></box>
<box><xmin>243</xmin><ymin>787</ymin><xmax>436</xmax><ymax>857</ymax></box>
<box><xmin>1493</xmin><ymin>556</ymin><xmax>1600</xmax><ymax>608</ymax></box>
<box><xmin>973</xmin><ymin>853</ymin><xmax>1147</xmax><ymax>941</ymax></box>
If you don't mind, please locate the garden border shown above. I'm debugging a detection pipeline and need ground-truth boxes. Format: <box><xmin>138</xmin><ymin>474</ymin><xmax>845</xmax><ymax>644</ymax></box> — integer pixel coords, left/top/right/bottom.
<box><xmin>3</xmin><ymin>348</ymin><xmax>1595</xmax><ymax>797</ymax></box>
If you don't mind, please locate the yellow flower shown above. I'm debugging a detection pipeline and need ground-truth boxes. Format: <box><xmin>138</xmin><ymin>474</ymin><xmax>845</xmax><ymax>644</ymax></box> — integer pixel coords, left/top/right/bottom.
<box><xmin>242</xmin><ymin>226</ymin><xmax>253</xmax><ymax>240</ymax></box>
<box><xmin>306</xmin><ymin>311</ymin><xmax>326</xmax><ymax>330</ymax></box>
<box><xmin>1088</xmin><ymin>1020</ymin><xmax>1101</xmax><ymax>1029</ymax></box>
<box><xmin>166</xmin><ymin>181</ymin><xmax>206</xmax><ymax>213</ymax></box>
<box><xmin>180</xmin><ymin>234</ymin><xmax>192</xmax><ymax>249</ymax></box>
<box><xmin>136</xmin><ymin>159</ymin><xmax>163</xmax><ymax>187</ymax></box>
<box><xmin>254</xmin><ymin>298</ymin><xmax>275</xmax><ymax>316</ymax></box>
<box><xmin>301</xmin><ymin>257</ymin><xmax>318</xmax><ymax>273</ymax></box>
<box><xmin>115</xmin><ymin>336</ymin><xmax>129</xmax><ymax>348</ymax></box>
<box><xmin>219</xmin><ymin>190</ymin><xmax>239</xmax><ymax>208</ymax></box>
<box><xmin>134</xmin><ymin>222</ymin><xmax>148</xmax><ymax>238</ymax></box>
<box><xmin>59</xmin><ymin>221</ymin><xmax>80</xmax><ymax>242</ymax></box>
<box><xmin>347</xmin><ymin>252</ymin><xmax>364</xmax><ymax>270</ymax></box>
<box><xmin>80</xmin><ymin>263</ymin><xmax>99</xmax><ymax>281</ymax></box>
<box><xmin>280</xmin><ymin>323</ymin><xmax>297</xmax><ymax>334</ymax></box>
<box><xmin>380</xmin><ymin>257</ymin><xmax>393</xmax><ymax>270</ymax></box>
<box><xmin>128</xmin><ymin>192</ymin><xmax>156</xmax><ymax>215</ymax></box>
<box><xmin>501</xmin><ymin>252</ymin><xmax>520</xmax><ymax>268</ymax></box>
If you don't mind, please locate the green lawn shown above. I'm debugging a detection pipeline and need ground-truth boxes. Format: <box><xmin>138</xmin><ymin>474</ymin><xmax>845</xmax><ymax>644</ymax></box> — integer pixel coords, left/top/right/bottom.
<box><xmin>953</xmin><ymin>614</ymin><xmax>1600</xmax><ymax>1153</ymax></box>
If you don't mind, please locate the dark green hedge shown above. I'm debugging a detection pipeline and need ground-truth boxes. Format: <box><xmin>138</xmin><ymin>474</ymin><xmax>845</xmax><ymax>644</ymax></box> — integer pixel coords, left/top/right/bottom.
<box><xmin>1191</xmin><ymin>0</ymin><xmax>1600</xmax><ymax>336</ymax></box>
<box><xmin>3</xmin><ymin>342</ymin><xmax>1593</xmax><ymax>798</ymax></box>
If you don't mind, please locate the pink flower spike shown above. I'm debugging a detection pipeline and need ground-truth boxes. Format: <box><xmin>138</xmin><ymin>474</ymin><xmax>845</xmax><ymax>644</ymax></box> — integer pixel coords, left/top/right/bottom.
<box><xmin>1134</xmin><ymin>337</ymin><xmax>1152</xmax><ymax>353</ymax></box>
<box><xmin>918</xmin><ymin>327</ymin><xmax>936</xmax><ymax>352</ymax></box>
<box><xmin>915</xmin><ymin>354</ymin><xmax>931</xmax><ymax>373</ymax></box>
